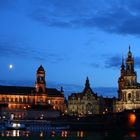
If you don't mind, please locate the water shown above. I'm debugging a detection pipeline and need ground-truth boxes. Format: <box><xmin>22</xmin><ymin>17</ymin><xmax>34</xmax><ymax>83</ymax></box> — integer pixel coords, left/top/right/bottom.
<box><xmin>0</xmin><ymin>130</ymin><xmax>139</xmax><ymax>140</ymax></box>
<box><xmin>0</xmin><ymin>113</ymin><xmax>138</xmax><ymax>139</ymax></box>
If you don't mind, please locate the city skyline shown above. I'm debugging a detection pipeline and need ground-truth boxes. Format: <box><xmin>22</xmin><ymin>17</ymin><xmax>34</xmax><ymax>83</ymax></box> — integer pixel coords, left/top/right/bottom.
<box><xmin>1</xmin><ymin>0</ymin><xmax>140</xmax><ymax>90</ymax></box>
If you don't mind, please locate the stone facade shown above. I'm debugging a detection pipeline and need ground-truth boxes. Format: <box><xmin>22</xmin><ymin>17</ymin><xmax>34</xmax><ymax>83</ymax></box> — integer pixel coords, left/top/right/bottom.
<box><xmin>68</xmin><ymin>77</ymin><xmax>100</xmax><ymax>116</ymax></box>
<box><xmin>114</xmin><ymin>47</ymin><xmax>140</xmax><ymax>112</ymax></box>
<box><xmin>0</xmin><ymin>65</ymin><xmax>64</xmax><ymax>119</ymax></box>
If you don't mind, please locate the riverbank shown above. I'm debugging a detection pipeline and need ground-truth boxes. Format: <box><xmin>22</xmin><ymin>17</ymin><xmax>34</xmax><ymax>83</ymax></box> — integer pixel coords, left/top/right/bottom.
<box><xmin>1</xmin><ymin>109</ymin><xmax>139</xmax><ymax>132</ymax></box>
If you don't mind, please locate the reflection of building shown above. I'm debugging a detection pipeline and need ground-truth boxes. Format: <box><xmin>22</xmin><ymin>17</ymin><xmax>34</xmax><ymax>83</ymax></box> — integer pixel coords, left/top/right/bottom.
<box><xmin>68</xmin><ymin>77</ymin><xmax>100</xmax><ymax>116</ymax></box>
<box><xmin>0</xmin><ymin>65</ymin><xmax>64</xmax><ymax>119</ymax></box>
<box><xmin>114</xmin><ymin>47</ymin><xmax>140</xmax><ymax>112</ymax></box>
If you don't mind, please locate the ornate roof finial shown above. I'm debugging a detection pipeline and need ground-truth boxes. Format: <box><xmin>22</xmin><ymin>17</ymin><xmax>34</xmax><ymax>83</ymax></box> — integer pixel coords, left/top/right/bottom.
<box><xmin>128</xmin><ymin>45</ymin><xmax>132</xmax><ymax>57</ymax></box>
<box><xmin>122</xmin><ymin>52</ymin><xmax>124</xmax><ymax>65</ymax></box>
<box><xmin>85</xmin><ymin>77</ymin><xmax>90</xmax><ymax>88</ymax></box>
<box><xmin>61</xmin><ymin>86</ymin><xmax>64</xmax><ymax>93</ymax></box>
<box><xmin>129</xmin><ymin>45</ymin><xmax>130</xmax><ymax>51</ymax></box>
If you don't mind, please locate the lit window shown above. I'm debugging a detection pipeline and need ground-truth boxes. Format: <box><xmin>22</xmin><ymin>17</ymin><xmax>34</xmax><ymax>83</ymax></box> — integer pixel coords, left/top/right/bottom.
<box><xmin>48</xmin><ymin>100</ymin><xmax>51</xmax><ymax>104</ymax></box>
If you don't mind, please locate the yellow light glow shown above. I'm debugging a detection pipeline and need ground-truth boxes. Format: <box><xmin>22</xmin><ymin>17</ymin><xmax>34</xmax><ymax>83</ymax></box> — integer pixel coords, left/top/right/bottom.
<box><xmin>128</xmin><ymin>113</ymin><xmax>136</xmax><ymax>126</ymax></box>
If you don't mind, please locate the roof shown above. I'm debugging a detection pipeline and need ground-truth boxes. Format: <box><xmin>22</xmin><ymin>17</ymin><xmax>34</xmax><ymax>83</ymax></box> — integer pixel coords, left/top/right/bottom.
<box><xmin>0</xmin><ymin>85</ymin><xmax>35</xmax><ymax>95</ymax></box>
<box><xmin>0</xmin><ymin>85</ymin><xmax>63</xmax><ymax>97</ymax></box>
<box><xmin>37</xmin><ymin>65</ymin><xmax>45</xmax><ymax>72</ymax></box>
<box><xmin>46</xmin><ymin>88</ymin><xmax>64</xmax><ymax>97</ymax></box>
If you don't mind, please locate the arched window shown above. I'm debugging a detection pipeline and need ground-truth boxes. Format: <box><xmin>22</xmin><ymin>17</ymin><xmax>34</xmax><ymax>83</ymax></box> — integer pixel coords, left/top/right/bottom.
<box><xmin>23</xmin><ymin>98</ymin><xmax>26</xmax><ymax>103</ymax></box>
<box><xmin>15</xmin><ymin>98</ymin><xmax>18</xmax><ymax>102</ymax></box>
<box><xmin>128</xmin><ymin>93</ymin><xmax>131</xmax><ymax>100</ymax></box>
<box><xmin>19</xmin><ymin>98</ymin><xmax>22</xmax><ymax>103</ymax></box>
<box><xmin>11</xmin><ymin>98</ymin><xmax>13</xmax><ymax>102</ymax></box>
<box><xmin>39</xmin><ymin>87</ymin><xmax>43</xmax><ymax>93</ymax></box>
<box><xmin>28</xmin><ymin>98</ymin><xmax>30</xmax><ymax>103</ymax></box>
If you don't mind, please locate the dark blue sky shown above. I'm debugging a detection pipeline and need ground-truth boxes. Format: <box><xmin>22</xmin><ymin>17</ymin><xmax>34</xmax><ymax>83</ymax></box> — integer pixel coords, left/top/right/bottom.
<box><xmin>1</xmin><ymin>0</ymin><xmax>140</xmax><ymax>89</ymax></box>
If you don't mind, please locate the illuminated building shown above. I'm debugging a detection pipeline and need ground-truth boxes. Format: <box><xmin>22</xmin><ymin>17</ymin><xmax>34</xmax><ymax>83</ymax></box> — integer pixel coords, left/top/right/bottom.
<box><xmin>0</xmin><ymin>65</ymin><xmax>64</xmax><ymax>119</ymax></box>
<box><xmin>68</xmin><ymin>77</ymin><xmax>100</xmax><ymax>116</ymax></box>
<box><xmin>114</xmin><ymin>46</ymin><xmax>140</xmax><ymax>112</ymax></box>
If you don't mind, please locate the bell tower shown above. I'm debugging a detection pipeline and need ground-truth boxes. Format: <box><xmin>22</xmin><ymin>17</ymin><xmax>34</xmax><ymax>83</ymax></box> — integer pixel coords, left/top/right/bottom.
<box><xmin>126</xmin><ymin>46</ymin><xmax>135</xmax><ymax>75</ymax></box>
<box><xmin>118</xmin><ymin>46</ymin><xmax>137</xmax><ymax>101</ymax></box>
<box><xmin>118</xmin><ymin>57</ymin><xmax>125</xmax><ymax>100</ymax></box>
<box><xmin>36</xmin><ymin>65</ymin><xmax>46</xmax><ymax>93</ymax></box>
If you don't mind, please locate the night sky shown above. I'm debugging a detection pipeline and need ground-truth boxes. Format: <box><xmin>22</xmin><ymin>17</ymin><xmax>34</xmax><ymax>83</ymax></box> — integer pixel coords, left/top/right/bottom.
<box><xmin>1</xmin><ymin>0</ymin><xmax>140</xmax><ymax>95</ymax></box>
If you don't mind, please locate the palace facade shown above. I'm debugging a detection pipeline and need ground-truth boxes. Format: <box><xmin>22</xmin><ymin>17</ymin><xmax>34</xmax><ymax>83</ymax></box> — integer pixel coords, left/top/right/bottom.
<box><xmin>114</xmin><ymin>47</ymin><xmax>140</xmax><ymax>112</ymax></box>
<box><xmin>0</xmin><ymin>65</ymin><xmax>64</xmax><ymax>119</ymax></box>
<box><xmin>68</xmin><ymin>77</ymin><xmax>100</xmax><ymax>116</ymax></box>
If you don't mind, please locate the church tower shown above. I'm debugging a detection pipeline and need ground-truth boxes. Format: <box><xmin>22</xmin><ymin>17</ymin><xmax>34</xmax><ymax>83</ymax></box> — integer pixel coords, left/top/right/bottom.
<box><xmin>118</xmin><ymin>46</ymin><xmax>137</xmax><ymax>101</ymax></box>
<box><xmin>125</xmin><ymin>46</ymin><xmax>137</xmax><ymax>88</ymax></box>
<box><xmin>36</xmin><ymin>65</ymin><xmax>46</xmax><ymax>93</ymax></box>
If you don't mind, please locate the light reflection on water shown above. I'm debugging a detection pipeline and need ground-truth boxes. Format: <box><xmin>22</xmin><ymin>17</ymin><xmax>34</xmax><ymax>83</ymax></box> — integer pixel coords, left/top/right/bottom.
<box><xmin>128</xmin><ymin>113</ymin><xmax>136</xmax><ymax>127</ymax></box>
<box><xmin>0</xmin><ymin>113</ymin><xmax>140</xmax><ymax>139</ymax></box>
<box><xmin>0</xmin><ymin>130</ymin><xmax>139</xmax><ymax>139</ymax></box>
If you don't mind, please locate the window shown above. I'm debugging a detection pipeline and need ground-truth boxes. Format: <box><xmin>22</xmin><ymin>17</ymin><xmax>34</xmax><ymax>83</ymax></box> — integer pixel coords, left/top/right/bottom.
<box><xmin>19</xmin><ymin>98</ymin><xmax>22</xmax><ymax>103</ymax></box>
<box><xmin>2</xmin><ymin>97</ymin><xmax>5</xmax><ymax>102</ymax></box>
<box><xmin>23</xmin><ymin>98</ymin><xmax>26</xmax><ymax>103</ymax></box>
<box><xmin>48</xmin><ymin>100</ymin><xmax>51</xmax><ymax>104</ymax></box>
<box><xmin>28</xmin><ymin>98</ymin><xmax>30</xmax><ymax>103</ymax></box>
<box><xmin>136</xmin><ymin>92</ymin><xmax>140</xmax><ymax>101</ymax></box>
<box><xmin>128</xmin><ymin>93</ymin><xmax>131</xmax><ymax>100</ymax></box>
<box><xmin>11</xmin><ymin>98</ymin><xmax>13</xmax><ymax>102</ymax></box>
<box><xmin>15</xmin><ymin>98</ymin><xmax>18</xmax><ymax>102</ymax></box>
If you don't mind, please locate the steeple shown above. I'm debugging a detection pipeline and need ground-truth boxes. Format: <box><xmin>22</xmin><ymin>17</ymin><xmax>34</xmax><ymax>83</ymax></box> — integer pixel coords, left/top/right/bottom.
<box><xmin>120</xmin><ymin>55</ymin><xmax>125</xmax><ymax>76</ymax></box>
<box><xmin>126</xmin><ymin>46</ymin><xmax>135</xmax><ymax>75</ymax></box>
<box><xmin>61</xmin><ymin>86</ymin><xmax>64</xmax><ymax>94</ymax></box>
<box><xmin>85</xmin><ymin>77</ymin><xmax>90</xmax><ymax>88</ymax></box>
<box><xmin>83</xmin><ymin>77</ymin><xmax>93</xmax><ymax>94</ymax></box>
<box><xmin>127</xmin><ymin>45</ymin><xmax>132</xmax><ymax>58</ymax></box>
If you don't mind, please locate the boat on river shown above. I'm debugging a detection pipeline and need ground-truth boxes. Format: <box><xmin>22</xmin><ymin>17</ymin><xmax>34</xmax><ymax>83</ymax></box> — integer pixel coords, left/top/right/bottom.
<box><xmin>5</xmin><ymin>121</ymin><xmax>26</xmax><ymax>130</ymax></box>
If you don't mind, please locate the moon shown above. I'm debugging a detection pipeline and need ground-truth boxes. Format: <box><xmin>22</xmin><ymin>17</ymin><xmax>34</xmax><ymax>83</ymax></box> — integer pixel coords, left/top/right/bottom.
<box><xmin>9</xmin><ymin>64</ymin><xmax>13</xmax><ymax>69</ymax></box>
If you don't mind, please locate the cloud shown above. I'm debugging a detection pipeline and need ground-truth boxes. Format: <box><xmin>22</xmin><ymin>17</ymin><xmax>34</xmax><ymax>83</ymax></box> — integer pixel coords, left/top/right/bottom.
<box><xmin>2</xmin><ymin>0</ymin><xmax>140</xmax><ymax>35</ymax></box>
<box><xmin>104</xmin><ymin>55</ymin><xmax>121</xmax><ymax>69</ymax></box>
<box><xmin>25</xmin><ymin>0</ymin><xmax>140</xmax><ymax>35</ymax></box>
<box><xmin>0</xmin><ymin>39</ymin><xmax>65</xmax><ymax>63</ymax></box>
<box><xmin>104</xmin><ymin>54</ymin><xmax>140</xmax><ymax>69</ymax></box>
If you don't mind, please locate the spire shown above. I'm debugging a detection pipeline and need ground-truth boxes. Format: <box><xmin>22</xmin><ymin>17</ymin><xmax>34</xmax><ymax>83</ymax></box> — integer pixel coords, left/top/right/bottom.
<box><xmin>85</xmin><ymin>77</ymin><xmax>90</xmax><ymax>88</ymax></box>
<box><xmin>128</xmin><ymin>45</ymin><xmax>132</xmax><ymax>58</ymax></box>
<box><xmin>60</xmin><ymin>86</ymin><xmax>64</xmax><ymax>95</ymax></box>
<box><xmin>61</xmin><ymin>86</ymin><xmax>63</xmax><ymax>92</ymax></box>
<box><xmin>121</xmin><ymin>53</ymin><xmax>125</xmax><ymax>69</ymax></box>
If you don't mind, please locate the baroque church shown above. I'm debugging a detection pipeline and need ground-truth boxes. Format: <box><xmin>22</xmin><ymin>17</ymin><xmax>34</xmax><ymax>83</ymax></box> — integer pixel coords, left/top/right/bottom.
<box><xmin>114</xmin><ymin>47</ymin><xmax>140</xmax><ymax>112</ymax></box>
<box><xmin>0</xmin><ymin>65</ymin><xmax>64</xmax><ymax>119</ymax></box>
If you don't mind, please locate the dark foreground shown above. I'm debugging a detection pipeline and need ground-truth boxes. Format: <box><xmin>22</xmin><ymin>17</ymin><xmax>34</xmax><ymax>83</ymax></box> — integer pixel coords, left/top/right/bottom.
<box><xmin>0</xmin><ymin>130</ymin><xmax>140</xmax><ymax>140</ymax></box>
<box><xmin>1</xmin><ymin>110</ymin><xmax>140</xmax><ymax>139</ymax></box>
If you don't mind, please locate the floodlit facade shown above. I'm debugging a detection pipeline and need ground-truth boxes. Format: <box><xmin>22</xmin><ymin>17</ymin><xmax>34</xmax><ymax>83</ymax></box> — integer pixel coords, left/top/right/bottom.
<box><xmin>114</xmin><ymin>47</ymin><xmax>140</xmax><ymax>112</ymax></box>
<box><xmin>68</xmin><ymin>77</ymin><xmax>100</xmax><ymax>116</ymax></box>
<box><xmin>0</xmin><ymin>65</ymin><xmax>64</xmax><ymax>119</ymax></box>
